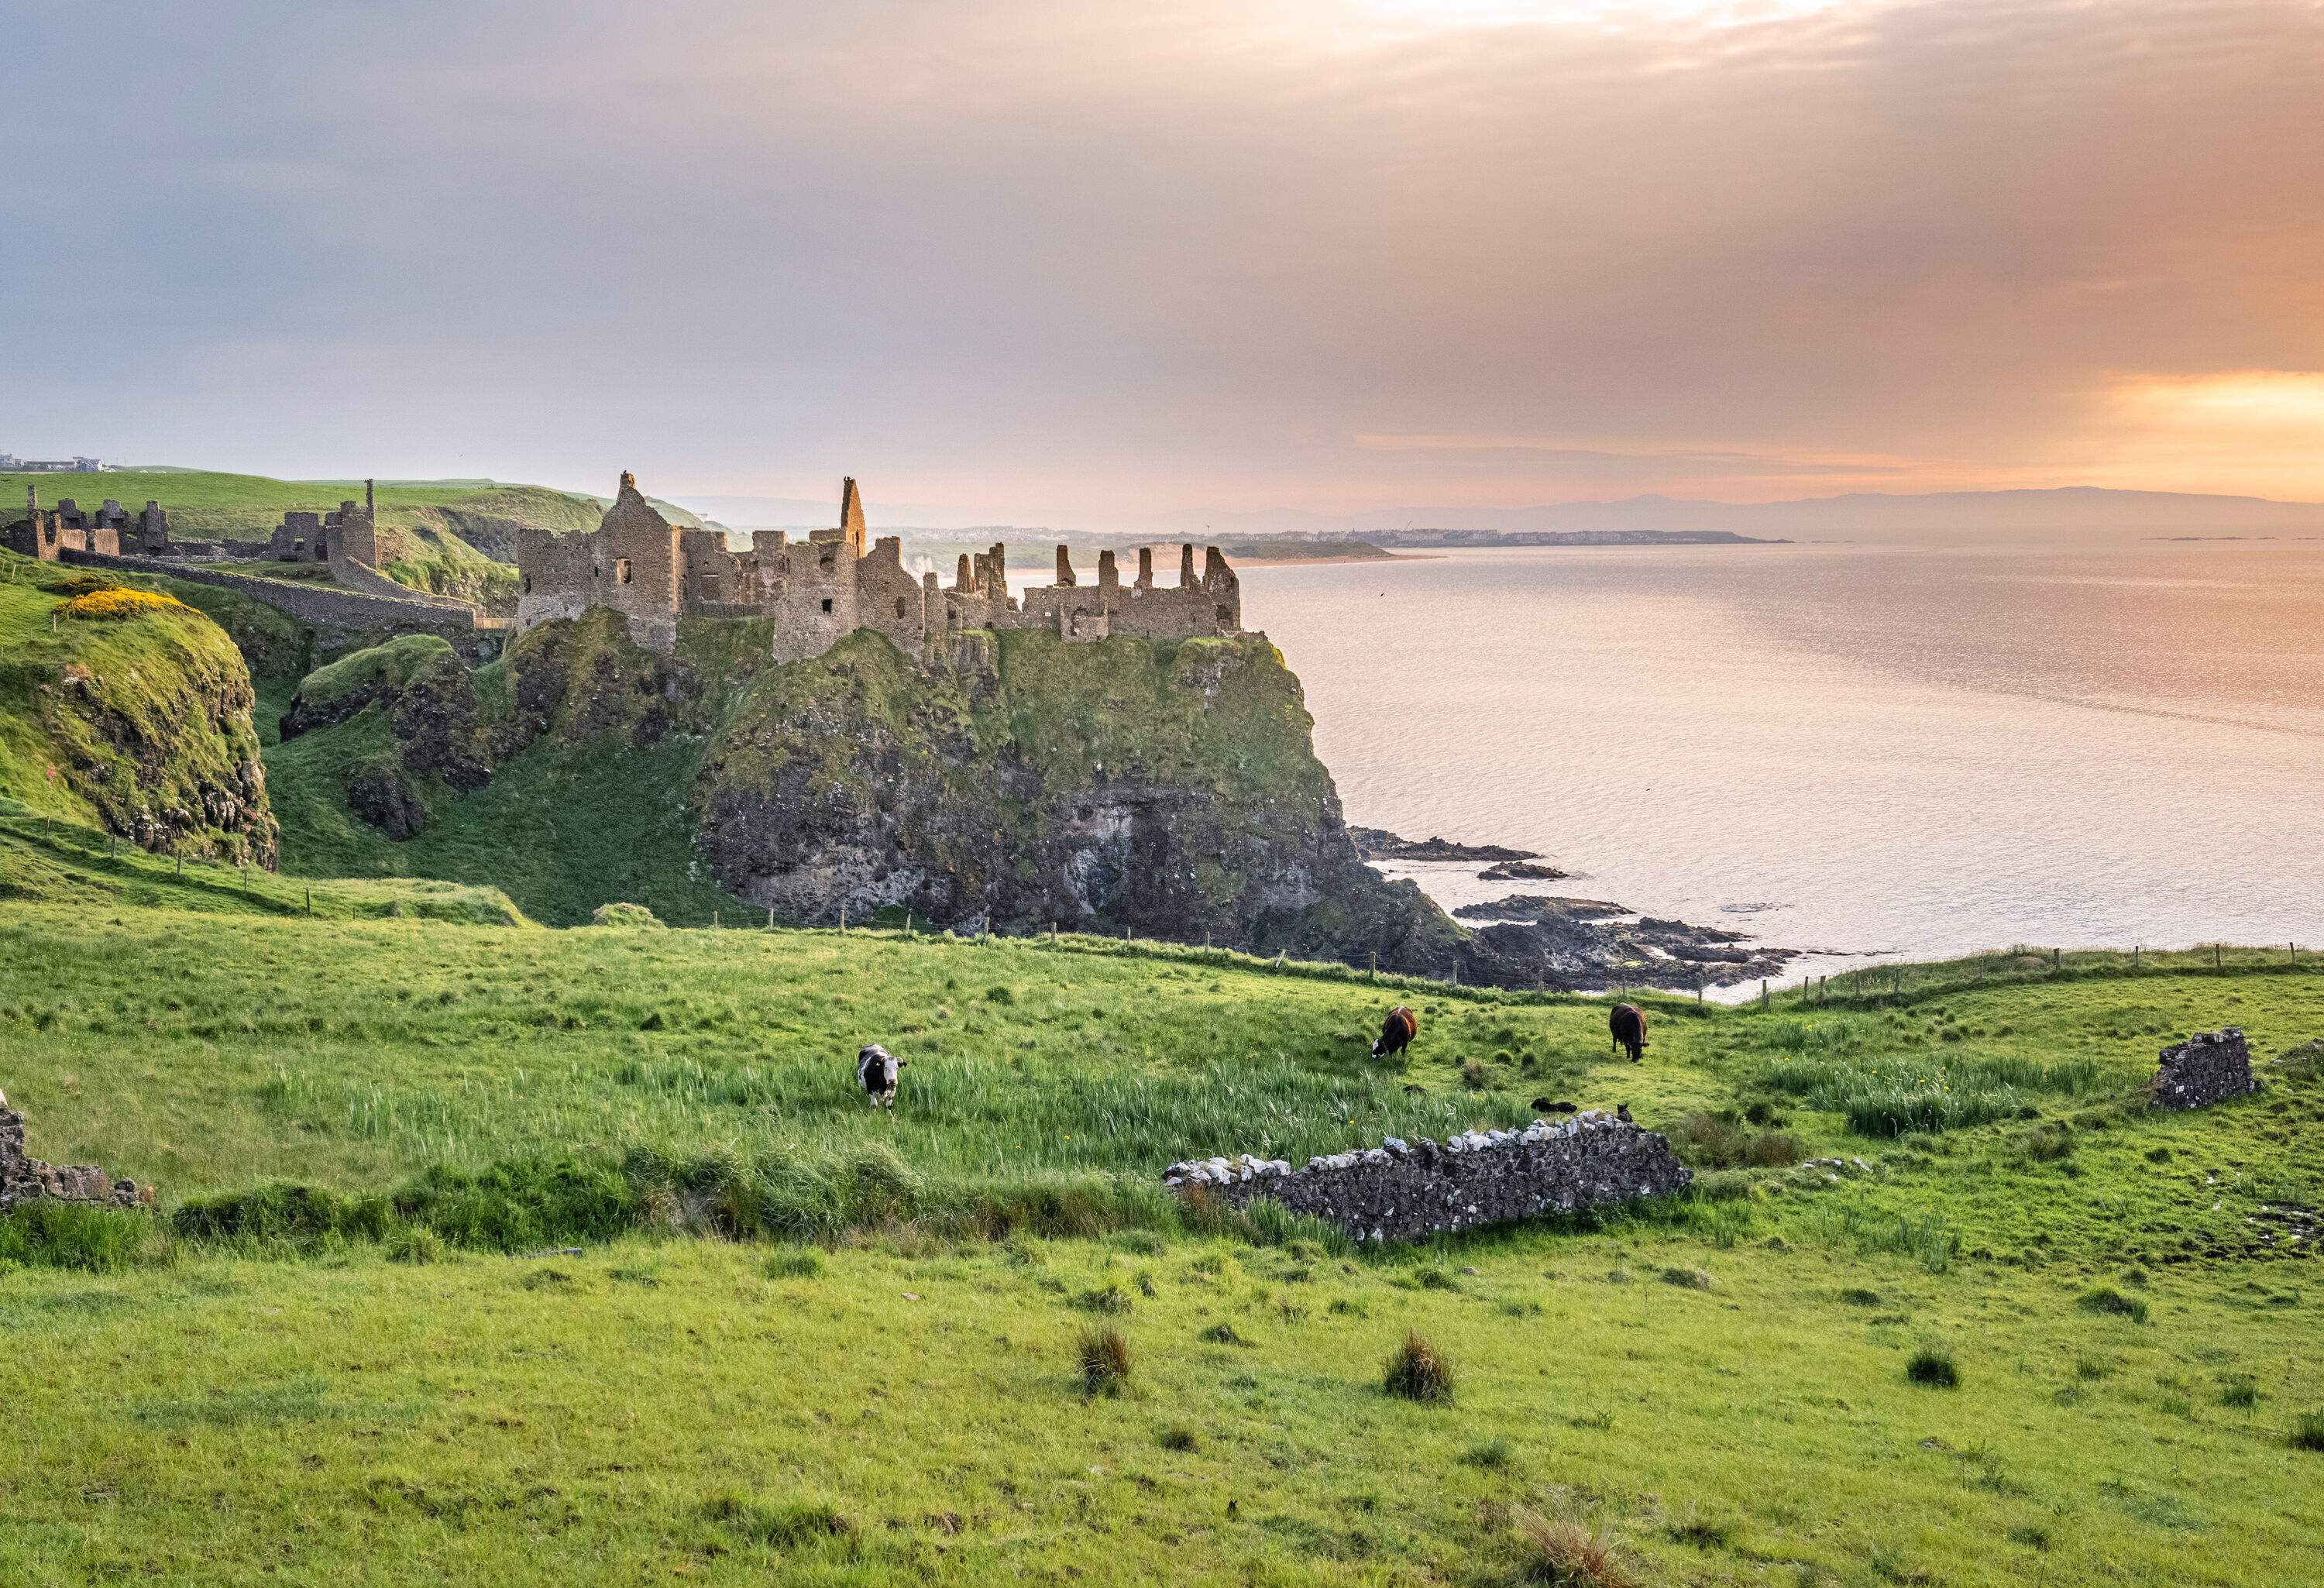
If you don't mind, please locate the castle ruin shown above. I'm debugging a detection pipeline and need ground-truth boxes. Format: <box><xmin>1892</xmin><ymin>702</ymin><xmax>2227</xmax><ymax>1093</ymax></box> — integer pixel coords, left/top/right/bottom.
<box><xmin>1</xmin><ymin>486</ymin><xmax>170</xmax><ymax>561</ymax></box>
<box><xmin>514</xmin><ymin>473</ymin><xmax>1242</xmax><ymax>661</ymax></box>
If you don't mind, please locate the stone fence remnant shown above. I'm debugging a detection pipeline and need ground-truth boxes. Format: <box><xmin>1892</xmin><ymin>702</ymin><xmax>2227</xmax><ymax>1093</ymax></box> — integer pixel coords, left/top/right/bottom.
<box><xmin>1164</xmin><ymin>1110</ymin><xmax>1690</xmax><ymax>1243</ymax></box>
<box><xmin>2150</xmin><ymin>1028</ymin><xmax>2260</xmax><ymax>1109</ymax></box>
<box><xmin>0</xmin><ymin>1092</ymin><xmax>153</xmax><ymax>1213</ymax></box>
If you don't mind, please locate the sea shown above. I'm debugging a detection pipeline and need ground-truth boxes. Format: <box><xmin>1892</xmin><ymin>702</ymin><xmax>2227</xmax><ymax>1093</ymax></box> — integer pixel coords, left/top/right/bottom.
<box><xmin>1233</xmin><ymin>532</ymin><xmax>2324</xmax><ymax>985</ymax></box>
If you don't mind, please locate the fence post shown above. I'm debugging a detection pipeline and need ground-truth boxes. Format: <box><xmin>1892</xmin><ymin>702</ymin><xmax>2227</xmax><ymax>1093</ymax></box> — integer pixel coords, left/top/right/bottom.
<box><xmin>839</xmin><ymin>904</ymin><xmax>846</xmax><ymax>933</ymax></box>
<box><xmin>1368</xmin><ymin>950</ymin><xmax>1377</xmax><ymax>981</ymax></box>
<box><xmin>304</xmin><ymin>887</ymin><xmax>311</xmax><ymax>917</ymax></box>
<box><xmin>713</xmin><ymin>909</ymin><xmax>719</xmax><ymax>930</ymax></box>
<box><xmin>2214</xmin><ymin>943</ymin><xmax>2222</xmax><ymax>970</ymax></box>
<box><xmin>1760</xmin><ymin>978</ymin><xmax>1769</xmax><ymax>1010</ymax></box>
<box><xmin>767</xmin><ymin>909</ymin><xmax>775</xmax><ymax>930</ymax></box>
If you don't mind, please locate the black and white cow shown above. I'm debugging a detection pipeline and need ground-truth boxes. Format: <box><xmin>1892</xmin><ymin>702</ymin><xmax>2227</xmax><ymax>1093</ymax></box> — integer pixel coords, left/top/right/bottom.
<box><xmin>857</xmin><ymin>1043</ymin><xmax>906</xmax><ymax>1109</ymax></box>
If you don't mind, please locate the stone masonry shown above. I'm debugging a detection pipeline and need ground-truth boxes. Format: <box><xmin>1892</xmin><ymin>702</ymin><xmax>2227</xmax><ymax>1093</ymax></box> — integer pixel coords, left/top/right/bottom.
<box><xmin>2150</xmin><ymin>1028</ymin><xmax>2260</xmax><ymax>1109</ymax></box>
<box><xmin>1165</xmin><ymin>1112</ymin><xmax>1691</xmax><ymax>1243</ymax></box>
<box><xmin>516</xmin><ymin>473</ymin><xmax>1243</xmax><ymax>660</ymax></box>
<box><xmin>0</xmin><ymin>1093</ymin><xmax>153</xmax><ymax>1213</ymax></box>
<box><xmin>1</xmin><ymin>484</ymin><xmax>131</xmax><ymax>560</ymax></box>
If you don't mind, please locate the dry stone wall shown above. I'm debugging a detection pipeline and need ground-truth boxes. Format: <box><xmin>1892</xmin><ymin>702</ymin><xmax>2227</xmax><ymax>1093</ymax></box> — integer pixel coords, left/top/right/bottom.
<box><xmin>1166</xmin><ymin>1112</ymin><xmax>1691</xmax><ymax>1243</ymax></box>
<box><xmin>0</xmin><ymin>1097</ymin><xmax>153</xmax><ymax>1213</ymax></box>
<box><xmin>2150</xmin><ymin>1028</ymin><xmax>2260</xmax><ymax>1109</ymax></box>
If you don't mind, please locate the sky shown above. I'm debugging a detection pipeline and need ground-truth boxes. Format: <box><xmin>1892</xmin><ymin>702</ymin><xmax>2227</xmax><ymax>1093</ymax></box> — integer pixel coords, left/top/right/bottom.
<box><xmin>5</xmin><ymin>0</ymin><xmax>2322</xmax><ymax>529</ymax></box>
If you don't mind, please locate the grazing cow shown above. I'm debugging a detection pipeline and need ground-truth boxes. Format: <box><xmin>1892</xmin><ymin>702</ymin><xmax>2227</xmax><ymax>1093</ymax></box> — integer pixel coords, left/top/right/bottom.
<box><xmin>1370</xmin><ymin>1005</ymin><xmax>1418</xmax><ymax>1061</ymax></box>
<box><xmin>856</xmin><ymin>1043</ymin><xmax>906</xmax><ymax>1109</ymax></box>
<box><xmin>1609</xmin><ymin>1002</ymin><xmax>1648</xmax><ymax>1063</ymax></box>
<box><xmin>1615</xmin><ymin>1102</ymin><xmax>1634</xmax><ymax>1123</ymax></box>
<box><xmin>1532</xmin><ymin>1097</ymin><xmax>1578</xmax><ymax>1114</ymax></box>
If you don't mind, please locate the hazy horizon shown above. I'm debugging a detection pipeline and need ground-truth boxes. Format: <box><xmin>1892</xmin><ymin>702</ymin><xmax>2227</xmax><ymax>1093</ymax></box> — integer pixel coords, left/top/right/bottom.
<box><xmin>7</xmin><ymin>1</ymin><xmax>2322</xmax><ymax>525</ymax></box>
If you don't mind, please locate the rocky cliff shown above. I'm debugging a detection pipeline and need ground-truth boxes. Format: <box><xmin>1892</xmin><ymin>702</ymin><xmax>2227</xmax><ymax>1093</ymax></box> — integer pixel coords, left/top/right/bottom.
<box><xmin>693</xmin><ymin>627</ymin><xmax>1465</xmax><ymax>964</ymax></box>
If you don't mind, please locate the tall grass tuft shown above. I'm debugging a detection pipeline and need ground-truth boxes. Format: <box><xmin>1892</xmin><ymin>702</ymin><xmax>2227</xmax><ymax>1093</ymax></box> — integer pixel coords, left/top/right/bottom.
<box><xmin>1507</xmin><ymin>1501</ymin><xmax>1640</xmax><ymax>1588</ymax></box>
<box><xmin>1906</xmin><ymin>1346</ymin><xmax>1961</xmax><ymax>1388</ymax></box>
<box><xmin>1384</xmin><ymin>1331</ymin><xmax>1456</xmax><ymax>1403</ymax></box>
<box><xmin>1078</xmin><ymin>1326</ymin><xmax>1133</xmax><ymax>1395</ymax></box>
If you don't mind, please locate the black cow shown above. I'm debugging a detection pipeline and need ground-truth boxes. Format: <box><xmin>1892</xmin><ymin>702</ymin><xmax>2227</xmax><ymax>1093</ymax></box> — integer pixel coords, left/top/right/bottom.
<box><xmin>1609</xmin><ymin>1002</ymin><xmax>1648</xmax><ymax>1063</ymax></box>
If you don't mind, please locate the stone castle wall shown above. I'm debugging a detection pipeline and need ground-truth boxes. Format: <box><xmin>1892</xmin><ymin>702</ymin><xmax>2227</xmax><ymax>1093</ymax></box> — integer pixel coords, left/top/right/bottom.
<box><xmin>2150</xmin><ymin>1028</ymin><xmax>2260</xmax><ymax>1109</ymax></box>
<box><xmin>1</xmin><ymin>1098</ymin><xmax>153</xmax><ymax>1213</ymax></box>
<box><xmin>517</xmin><ymin>473</ymin><xmax>1243</xmax><ymax>663</ymax></box>
<box><xmin>1167</xmin><ymin>1112</ymin><xmax>1692</xmax><ymax>1243</ymax></box>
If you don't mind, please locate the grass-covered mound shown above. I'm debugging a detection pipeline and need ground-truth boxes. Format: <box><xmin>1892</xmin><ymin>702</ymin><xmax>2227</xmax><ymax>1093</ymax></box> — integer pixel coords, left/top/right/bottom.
<box><xmin>0</xmin><ymin>554</ymin><xmax>277</xmax><ymax>861</ymax></box>
<box><xmin>1</xmin><ymin>899</ymin><xmax>2321</xmax><ymax>1583</ymax></box>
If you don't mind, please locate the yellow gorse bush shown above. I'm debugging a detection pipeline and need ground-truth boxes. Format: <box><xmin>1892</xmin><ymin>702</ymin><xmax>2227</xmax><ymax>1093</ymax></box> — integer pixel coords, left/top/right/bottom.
<box><xmin>57</xmin><ymin>586</ymin><xmax>194</xmax><ymax>621</ymax></box>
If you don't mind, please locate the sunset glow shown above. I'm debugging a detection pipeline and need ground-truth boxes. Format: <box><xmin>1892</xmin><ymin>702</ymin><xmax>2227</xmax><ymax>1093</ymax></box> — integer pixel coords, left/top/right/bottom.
<box><xmin>4</xmin><ymin>0</ymin><xmax>2321</xmax><ymax>522</ymax></box>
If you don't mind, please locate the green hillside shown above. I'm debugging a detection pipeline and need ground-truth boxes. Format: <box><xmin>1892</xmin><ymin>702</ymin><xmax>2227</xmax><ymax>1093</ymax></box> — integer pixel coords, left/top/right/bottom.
<box><xmin>2</xmin><ymin>468</ymin><xmax>706</xmax><ymax>611</ymax></box>
<box><xmin>0</xmin><ymin>898</ymin><xmax>2319</xmax><ymax>1585</ymax></box>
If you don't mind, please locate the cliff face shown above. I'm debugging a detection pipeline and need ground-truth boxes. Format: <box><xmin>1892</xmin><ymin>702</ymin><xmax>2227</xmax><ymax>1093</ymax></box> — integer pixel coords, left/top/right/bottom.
<box><xmin>691</xmin><ymin>628</ymin><xmax>1464</xmax><ymax>964</ymax></box>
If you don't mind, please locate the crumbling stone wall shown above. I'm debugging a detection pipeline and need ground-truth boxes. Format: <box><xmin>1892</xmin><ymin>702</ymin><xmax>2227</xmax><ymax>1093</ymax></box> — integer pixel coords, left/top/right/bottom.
<box><xmin>0</xmin><ymin>1097</ymin><xmax>152</xmax><ymax>1213</ymax></box>
<box><xmin>1166</xmin><ymin>1112</ymin><xmax>1690</xmax><ymax>1243</ymax></box>
<box><xmin>60</xmin><ymin>550</ymin><xmax>498</xmax><ymax>660</ymax></box>
<box><xmin>2151</xmin><ymin>1028</ymin><xmax>2260</xmax><ymax>1109</ymax></box>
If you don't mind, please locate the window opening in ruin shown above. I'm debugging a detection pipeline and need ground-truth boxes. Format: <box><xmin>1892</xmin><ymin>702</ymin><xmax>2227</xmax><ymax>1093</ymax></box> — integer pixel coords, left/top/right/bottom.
<box><xmin>820</xmin><ymin>597</ymin><xmax>834</xmax><ymax>614</ymax></box>
<box><xmin>895</xmin><ymin>597</ymin><xmax>907</xmax><ymax>619</ymax></box>
<box><xmin>616</xmin><ymin>559</ymin><xmax>634</xmax><ymax>585</ymax></box>
<box><xmin>1216</xmin><ymin>603</ymin><xmax>1231</xmax><ymax>623</ymax></box>
<box><xmin>521</xmin><ymin>576</ymin><xmax>531</xmax><ymax>594</ymax></box>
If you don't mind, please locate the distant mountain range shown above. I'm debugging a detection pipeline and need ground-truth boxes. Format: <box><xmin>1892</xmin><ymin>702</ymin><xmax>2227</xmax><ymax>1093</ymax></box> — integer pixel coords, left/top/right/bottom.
<box><xmin>679</xmin><ymin>486</ymin><xmax>2324</xmax><ymax>541</ymax></box>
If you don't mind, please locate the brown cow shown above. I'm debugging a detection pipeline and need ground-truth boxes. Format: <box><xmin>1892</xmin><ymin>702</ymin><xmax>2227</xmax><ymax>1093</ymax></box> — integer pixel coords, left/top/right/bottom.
<box><xmin>1609</xmin><ymin>1002</ymin><xmax>1648</xmax><ymax>1063</ymax></box>
<box><xmin>1370</xmin><ymin>1005</ymin><xmax>1418</xmax><ymax>1061</ymax></box>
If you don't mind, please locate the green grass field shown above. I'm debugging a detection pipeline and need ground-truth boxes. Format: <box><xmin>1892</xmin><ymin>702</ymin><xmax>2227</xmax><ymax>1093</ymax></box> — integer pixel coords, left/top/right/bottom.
<box><xmin>2</xmin><ymin>892</ymin><xmax>2321</xmax><ymax>1585</ymax></box>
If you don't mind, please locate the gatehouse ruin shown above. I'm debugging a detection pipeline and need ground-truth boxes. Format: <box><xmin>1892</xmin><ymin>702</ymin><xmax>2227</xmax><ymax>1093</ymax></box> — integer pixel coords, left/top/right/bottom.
<box><xmin>514</xmin><ymin>473</ymin><xmax>1243</xmax><ymax>661</ymax></box>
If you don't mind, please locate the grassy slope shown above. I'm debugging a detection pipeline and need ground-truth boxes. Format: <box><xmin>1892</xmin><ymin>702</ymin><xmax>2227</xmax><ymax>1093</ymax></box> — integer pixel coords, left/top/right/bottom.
<box><xmin>264</xmin><ymin>615</ymin><xmax>764</xmax><ymax>927</ymax></box>
<box><xmin>2</xmin><ymin>907</ymin><xmax>2322</xmax><ymax>1582</ymax></box>
<box><xmin>0</xmin><ymin>810</ymin><xmax>530</xmax><ymax>926</ymax></box>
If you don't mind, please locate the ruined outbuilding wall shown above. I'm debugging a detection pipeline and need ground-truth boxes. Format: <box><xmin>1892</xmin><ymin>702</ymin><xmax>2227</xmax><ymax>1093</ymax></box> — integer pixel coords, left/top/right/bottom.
<box><xmin>0</xmin><ymin>1098</ymin><xmax>153</xmax><ymax>1213</ymax></box>
<box><xmin>1167</xmin><ymin>1112</ymin><xmax>1691</xmax><ymax>1243</ymax></box>
<box><xmin>2150</xmin><ymin>1028</ymin><xmax>2260</xmax><ymax>1109</ymax></box>
<box><xmin>60</xmin><ymin>550</ymin><xmax>497</xmax><ymax>659</ymax></box>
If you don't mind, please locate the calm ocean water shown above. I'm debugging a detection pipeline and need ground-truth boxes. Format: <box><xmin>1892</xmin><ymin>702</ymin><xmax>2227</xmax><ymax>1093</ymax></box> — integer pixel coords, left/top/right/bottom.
<box><xmin>1236</xmin><ymin>534</ymin><xmax>2324</xmax><ymax>980</ymax></box>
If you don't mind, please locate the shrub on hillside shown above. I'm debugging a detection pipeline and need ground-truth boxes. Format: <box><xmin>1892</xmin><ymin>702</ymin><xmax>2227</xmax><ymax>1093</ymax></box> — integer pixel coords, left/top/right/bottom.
<box><xmin>57</xmin><ymin>586</ymin><xmax>192</xmax><ymax>621</ymax></box>
<box><xmin>590</xmin><ymin>902</ymin><xmax>666</xmax><ymax>929</ymax></box>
